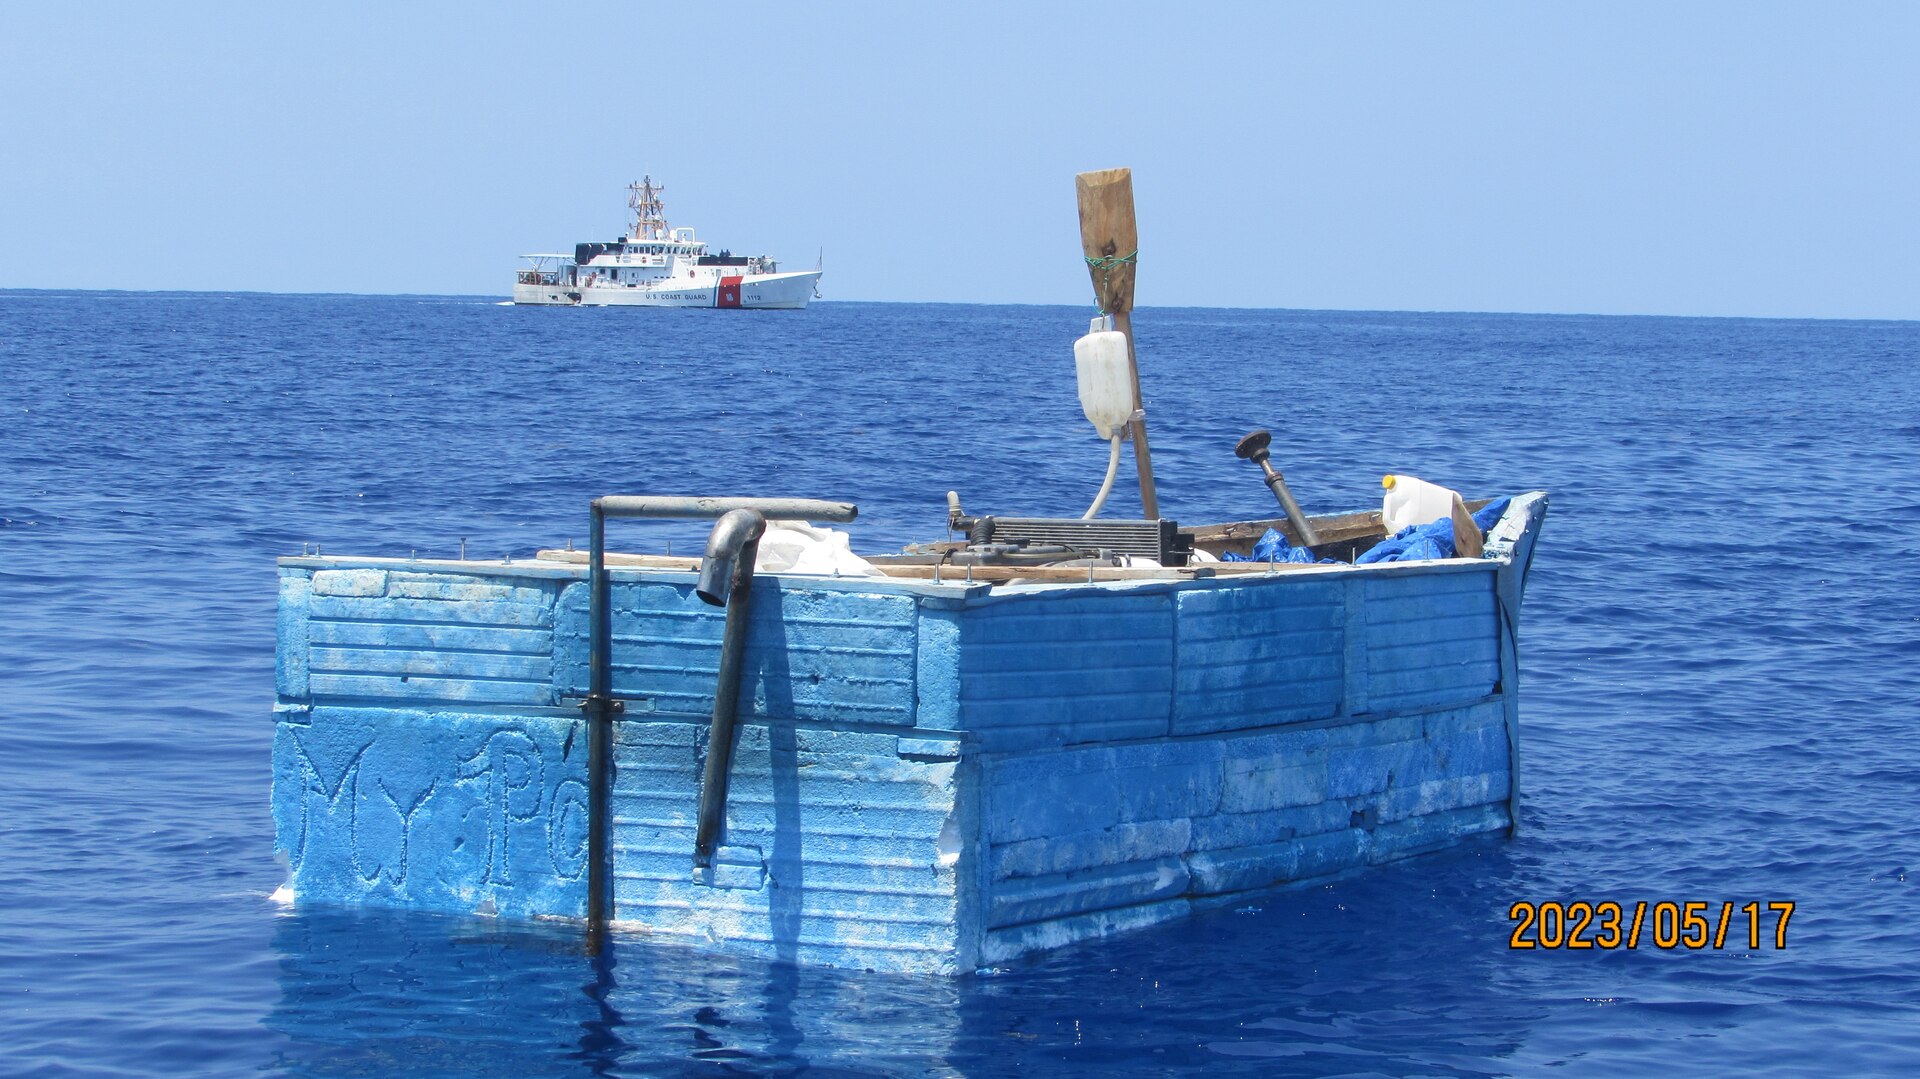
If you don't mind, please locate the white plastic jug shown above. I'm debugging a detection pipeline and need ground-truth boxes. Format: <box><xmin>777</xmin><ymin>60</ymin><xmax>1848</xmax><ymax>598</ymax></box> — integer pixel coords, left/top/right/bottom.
<box><xmin>1381</xmin><ymin>474</ymin><xmax>1458</xmax><ymax>534</ymax></box>
<box><xmin>1073</xmin><ymin>319</ymin><xmax>1135</xmax><ymax>439</ymax></box>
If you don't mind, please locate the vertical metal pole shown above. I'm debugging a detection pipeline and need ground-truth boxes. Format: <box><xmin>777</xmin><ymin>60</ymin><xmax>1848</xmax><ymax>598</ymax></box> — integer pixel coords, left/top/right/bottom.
<box><xmin>585</xmin><ymin>502</ymin><xmax>611</xmax><ymax>953</ymax></box>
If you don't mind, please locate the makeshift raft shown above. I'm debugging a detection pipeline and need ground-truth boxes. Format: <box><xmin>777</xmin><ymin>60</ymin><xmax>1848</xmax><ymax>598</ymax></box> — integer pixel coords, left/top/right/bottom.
<box><xmin>271</xmin><ymin>492</ymin><xmax>1547</xmax><ymax>974</ymax></box>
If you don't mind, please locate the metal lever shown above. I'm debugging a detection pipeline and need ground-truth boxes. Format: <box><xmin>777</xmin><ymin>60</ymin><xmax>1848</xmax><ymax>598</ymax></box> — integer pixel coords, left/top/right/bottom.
<box><xmin>1234</xmin><ymin>430</ymin><xmax>1321</xmax><ymax>548</ymax></box>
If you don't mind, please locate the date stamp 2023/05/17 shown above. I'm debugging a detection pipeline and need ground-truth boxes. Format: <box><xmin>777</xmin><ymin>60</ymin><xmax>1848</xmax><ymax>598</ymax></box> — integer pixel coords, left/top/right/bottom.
<box><xmin>1508</xmin><ymin>901</ymin><xmax>1795</xmax><ymax>951</ymax></box>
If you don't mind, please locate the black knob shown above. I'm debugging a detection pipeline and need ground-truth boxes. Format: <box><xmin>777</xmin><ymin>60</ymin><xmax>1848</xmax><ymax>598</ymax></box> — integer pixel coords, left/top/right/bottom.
<box><xmin>1235</xmin><ymin>429</ymin><xmax>1272</xmax><ymax>463</ymax></box>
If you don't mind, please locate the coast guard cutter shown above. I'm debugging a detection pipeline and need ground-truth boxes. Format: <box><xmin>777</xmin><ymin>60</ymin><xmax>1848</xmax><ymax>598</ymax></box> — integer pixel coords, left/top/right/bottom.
<box><xmin>513</xmin><ymin>177</ymin><xmax>820</xmax><ymax>308</ymax></box>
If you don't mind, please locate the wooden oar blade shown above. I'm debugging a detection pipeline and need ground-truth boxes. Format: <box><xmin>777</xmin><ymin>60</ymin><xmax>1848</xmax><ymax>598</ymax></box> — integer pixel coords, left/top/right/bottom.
<box><xmin>1076</xmin><ymin>168</ymin><xmax>1138</xmax><ymax>315</ymax></box>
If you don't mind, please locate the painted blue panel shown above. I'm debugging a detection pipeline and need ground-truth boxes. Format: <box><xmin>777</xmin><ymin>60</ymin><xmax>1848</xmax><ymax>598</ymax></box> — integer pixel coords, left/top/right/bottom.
<box><xmin>1172</xmin><ymin>580</ymin><xmax>1345</xmax><ymax>735</ymax></box>
<box><xmin>272</xmin><ymin>705</ymin><xmax>587</xmax><ymax>920</ymax></box>
<box><xmin>1369</xmin><ymin>803</ymin><xmax>1508</xmax><ymax>864</ymax></box>
<box><xmin>553</xmin><ymin>580</ymin><xmax>920</xmax><ymax>727</ymax></box>
<box><xmin>991</xmin><ymin>819</ymin><xmax>1192</xmax><ymax>881</ymax></box>
<box><xmin>1377</xmin><ymin>771</ymin><xmax>1511</xmax><ymax>823</ymax></box>
<box><xmin>381</xmin><ymin>572</ymin><xmax>555</xmax><ymax>605</ymax></box>
<box><xmin>1219</xmin><ymin>727</ymin><xmax>1330</xmax><ymax>814</ymax></box>
<box><xmin>1326</xmin><ymin>714</ymin><xmax>1424</xmax><ymax>748</ymax></box>
<box><xmin>1175</xmin><ymin>577</ymin><xmax>1346</xmax><ymax>634</ymax></box>
<box><xmin>988</xmin><ymin>856</ymin><xmax>1189</xmax><ymax>928</ymax></box>
<box><xmin>308</xmin><ymin>647</ymin><xmax>552</xmax><ymax>682</ymax></box>
<box><xmin>1294</xmin><ymin>827</ymin><xmax>1370</xmax><ymax>880</ymax></box>
<box><xmin>957</xmin><ymin>592</ymin><xmax>1173</xmax><ymax>751</ymax></box>
<box><xmin>308</xmin><ymin>568</ymin><xmax>389</xmax><ymax>597</ymax></box>
<box><xmin>1325</xmin><ymin>737</ymin><xmax>1431</xmax><ymax>800</ymax></box>
<box><xmin>1185</xmin><ymin>840</ymin><xmax>1301</xmax><ymax>895</ymax></box>
<box><xmin>309</xmin><ymin>620</ymin><xmax>554</xmax><ymax>653</ymax></box>
<box><xmin>1424</xmin><ymin>722</ymin><xmax>1511</xmax><ymax>781</ymax></box>
<box><xmin>1188</xmin><ymin>802</ymin><xmax>1353</xmax><ymax>853</ymax></box>
<box><xmin>307</xmin><ymin>672</ymin><xmax>558</xmax><ymax>707</ymax></box>
<box><xmin>1366</xmin><ymin>667</ymin><xmax>1499</xmax><ymax>713</ymax></box>
<box><xmin>605</xmin><ymin>718</ymin><xmax>965</xmax><ymax>971</ymax></box>
<box><xmin>981</xmin><ymin>898</ymin><xmax>1192</xmax><ymax>968</ymax></box>
<box><xmin>276</xmin><ymin>570</ymin><xmax>310</xmax><ymax>700</ymax></box>
<box><xmin>300</xmin><ymin>572</ymin><xmax>560</xmax><ymax>705</ymax></box>
<box><xmin>309</xmin><ymin>594</ymin><xmax>555</xmax><ymax>627</ymax></box>
<box><xmin>914</xmin><ymin>607</ymin><xmax>963</xmax><ymax>731</ymax></box>
<box><xmin>1220</xmin><ymin>759</ymin><xmax>1330</xmax><ymax>813</ymax></box>
<box><xmin>984</xmin><ymin>741</ymin><xmax>1224</xmax><ymax>844</ymax></box>
<box><xmin>1361</xmin><ymin>567</ymin><xmax>1495</xmax><ymax>604</ymax></box>
<box><xmin>1363</xmin><ymin>570</ymin><xmax>1501</xmax><ymax>711</ymax></box>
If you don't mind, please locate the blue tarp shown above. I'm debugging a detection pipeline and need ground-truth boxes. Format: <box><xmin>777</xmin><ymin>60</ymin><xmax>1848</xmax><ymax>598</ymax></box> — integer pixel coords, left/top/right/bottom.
<box><xmin>1217</xmin><ymin>496</ymin><xmax>1514</xmax><ymax>566</ymax></box>
<box><xmin>1355</xmin><ymin>495</ymin><xmax>1512</xmax><ymax>564</ymax></box>
<box><xmin>1218</xmin><ymin>527</ymin><xmax>1326</xmax><ymax>564</ymax></box>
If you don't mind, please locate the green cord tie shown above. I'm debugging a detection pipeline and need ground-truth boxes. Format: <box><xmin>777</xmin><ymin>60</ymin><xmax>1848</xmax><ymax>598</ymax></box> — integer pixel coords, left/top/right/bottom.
<box><xmin>1085</xmin><ymin>249</ymin><xmax>1138</xmax><ymax>314</ymax></box>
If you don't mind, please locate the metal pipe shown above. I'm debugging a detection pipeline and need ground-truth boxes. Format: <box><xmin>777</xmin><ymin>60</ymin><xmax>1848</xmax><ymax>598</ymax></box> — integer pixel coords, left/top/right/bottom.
<box><xmin>597</xmin><ymin>495</ymin><xmax>856</xmax><ymax>523</ymax></box>
<box><xmin>579</xmin><ymin>493</ymin><xmax>857</xmax><ymax>902</ymax></box>
<box><xmin>583</xmin><ymin>502</ymin><xmax>613</xmax><ymax>954</ymax></box>
<box><xmin>1234</xmin><ymin>430</ymin><xmax>1321</xmax><ymax>547</ymax></box>
<box><xmin>692</xmin><ymin>508</ymin><xmax>767</xmax><ymax>869</ymax></box>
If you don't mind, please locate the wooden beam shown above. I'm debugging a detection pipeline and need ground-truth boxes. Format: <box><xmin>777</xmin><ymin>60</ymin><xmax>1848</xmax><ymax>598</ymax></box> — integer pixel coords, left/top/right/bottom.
<box><xmin>1076</xmin><ymin>167</ymin><xmax>1159</xmax><ymax>519</ymax></box>
<box><xmin>1075</xmin><ymin>168</ymin><xmax>1139</xmax><ymax>316</ymax></box>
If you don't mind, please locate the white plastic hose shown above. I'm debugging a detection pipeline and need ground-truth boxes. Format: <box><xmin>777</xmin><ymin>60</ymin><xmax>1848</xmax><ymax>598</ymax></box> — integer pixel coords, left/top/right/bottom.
<box><xmin>1083</xmin><ymin>434</ymin><xmax>1124</xmax><ymax>520</ymax></box>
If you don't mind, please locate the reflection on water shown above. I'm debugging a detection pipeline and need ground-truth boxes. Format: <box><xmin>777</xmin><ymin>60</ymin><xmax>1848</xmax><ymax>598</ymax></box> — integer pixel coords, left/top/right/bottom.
<box><xmin>267</xmin><ymin>906</ymin><xmax>968</xmax><ymax>1077</ymax></box>
<box><xmin>268</xmin><ymin>840</ymin><xmax>1527</xmax><ymax>1077</ymax></box>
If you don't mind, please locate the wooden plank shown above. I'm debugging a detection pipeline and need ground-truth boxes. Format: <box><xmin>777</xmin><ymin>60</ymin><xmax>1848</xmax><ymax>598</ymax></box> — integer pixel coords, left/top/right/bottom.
<box><xmin>1191</xmin><ymin>509</ymin><xmax>1387</xmax><ymax>552</ymax></box>
<box><xmin>870</xmin><ymin>562</ymin><xmax>1320</xmax><ymax>583</ymax></box>
<box><xmin>1450</xmin><ymin>494</ymin><xmax>1484</xmax><ymax>559</ymax></box>
<box><xmin>535</xmin><ymin>550</ymin><xmax>698</xmax><ymax>570</ymax></box>
<box><xmin>1191</xmin><ymin>498</ymin><xmax>1496</xmax><ymax>554</ymax></box>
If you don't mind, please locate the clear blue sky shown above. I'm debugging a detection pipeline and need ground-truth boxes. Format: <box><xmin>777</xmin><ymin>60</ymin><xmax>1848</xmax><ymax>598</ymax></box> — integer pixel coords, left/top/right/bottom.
<box><xmin>3</xmin><ymin>2</ymin><xmax>1914</xmax><ymax>319</ymax></box>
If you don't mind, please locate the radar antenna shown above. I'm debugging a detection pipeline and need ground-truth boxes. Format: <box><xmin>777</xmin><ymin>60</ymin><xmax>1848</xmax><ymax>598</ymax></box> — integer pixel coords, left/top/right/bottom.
<box><xmin>627</xmin><ymin>176</ymin><xmax>669</xmax><ymax>241</ymax></box>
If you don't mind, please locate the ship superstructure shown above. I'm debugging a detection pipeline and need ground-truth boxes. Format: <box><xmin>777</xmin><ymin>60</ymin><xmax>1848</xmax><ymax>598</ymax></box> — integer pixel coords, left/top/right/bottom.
<box><xmin>513</xmin><ymin>177</ymin><xmax>820</xmax><ymax>308</ymax></box>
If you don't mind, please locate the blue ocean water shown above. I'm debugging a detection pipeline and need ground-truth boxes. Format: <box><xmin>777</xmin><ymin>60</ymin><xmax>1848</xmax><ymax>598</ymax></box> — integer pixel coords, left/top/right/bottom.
<box><xmin>2</xmin><ymin>292</ymin><xmax>1917</xmax><ymax>1076</ymax></box>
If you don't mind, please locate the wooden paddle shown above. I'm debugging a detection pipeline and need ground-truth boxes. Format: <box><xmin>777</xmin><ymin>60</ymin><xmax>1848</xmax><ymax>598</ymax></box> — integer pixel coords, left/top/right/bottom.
<box><xmin>1075</xmin><ymin>168</ymin><xmax>1161</xmax><ymax>518</ymax></box>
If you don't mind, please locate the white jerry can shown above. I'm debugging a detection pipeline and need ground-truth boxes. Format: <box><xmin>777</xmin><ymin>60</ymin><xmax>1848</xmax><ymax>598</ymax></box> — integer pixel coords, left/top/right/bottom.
<box><xmin>1381</xmin><ymin>473</ymin><xmax>1460</xmax><ymax>533</ymax></box>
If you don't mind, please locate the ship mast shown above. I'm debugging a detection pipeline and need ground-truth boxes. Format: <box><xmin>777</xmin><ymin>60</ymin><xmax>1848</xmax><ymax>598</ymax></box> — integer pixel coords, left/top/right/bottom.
<box><xmin>627</xmin><ymin>176</ymin><xmax>669</xmax><ymax>241</ymax></box>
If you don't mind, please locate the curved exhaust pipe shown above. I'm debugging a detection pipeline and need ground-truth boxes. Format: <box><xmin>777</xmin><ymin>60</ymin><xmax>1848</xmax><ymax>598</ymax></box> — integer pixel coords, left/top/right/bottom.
<box><xmin>696</xmin><ymin>508</ymin><xmax>767</xmax><ymax>607</ymax></box>
<box><xmin>693</xmin><ymin>509</ymin><xmax>767</xmax><ymax>868</ymax></box>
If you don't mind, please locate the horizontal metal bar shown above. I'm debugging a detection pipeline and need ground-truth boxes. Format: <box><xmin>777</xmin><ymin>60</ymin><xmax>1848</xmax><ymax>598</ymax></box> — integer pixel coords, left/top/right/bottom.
<box><xmin>594</xmin><ymin>496</ymin><xmax>857</xmax><ymax>523</ymax></box>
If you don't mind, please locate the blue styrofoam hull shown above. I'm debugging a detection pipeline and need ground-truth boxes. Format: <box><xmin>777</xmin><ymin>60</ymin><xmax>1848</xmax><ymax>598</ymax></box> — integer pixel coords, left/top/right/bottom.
<box><xmin>272</xmin><ymin>493</ymin><xmax>1547</xmax><ymax>973</ymax></box>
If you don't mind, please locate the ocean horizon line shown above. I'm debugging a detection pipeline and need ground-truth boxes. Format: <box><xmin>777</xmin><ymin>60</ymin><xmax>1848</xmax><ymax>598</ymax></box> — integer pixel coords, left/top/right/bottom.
<box><xmin>2</xmin><ymin>286</ymin><xmax>1915</xmax><ymax>326</ymax></box>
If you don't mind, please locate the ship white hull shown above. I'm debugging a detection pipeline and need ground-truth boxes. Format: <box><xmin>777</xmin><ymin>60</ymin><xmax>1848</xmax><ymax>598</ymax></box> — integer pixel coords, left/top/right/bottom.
<box><xmin>512</xmin><ymin>283</ymin><xmax>580</xmax><ymax>305</ymax></box>
<box><xmin>513</xmin><ymin>270</ymin><xmax>820</xmax><ymax>309</ymax></box>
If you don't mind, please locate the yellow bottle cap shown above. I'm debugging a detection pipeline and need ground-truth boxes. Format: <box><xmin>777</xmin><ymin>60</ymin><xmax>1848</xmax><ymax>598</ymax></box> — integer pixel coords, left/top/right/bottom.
<box><xmin>1382</xmin><ymin>474</ymin><xmax>1397</xmax><ymax>490</ymax></box>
